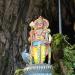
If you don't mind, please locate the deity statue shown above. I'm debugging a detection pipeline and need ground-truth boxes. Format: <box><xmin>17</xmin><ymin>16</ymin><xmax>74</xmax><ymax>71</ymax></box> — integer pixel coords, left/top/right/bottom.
<box><xmin>28</xmin><ymin>16</ymin><xmax>52</xmax><ymax>64</ymax></box>
<box><xmin>19</xmin><ymin>16</ymin><xmax>52</xmax><ymax>75</ymax></box>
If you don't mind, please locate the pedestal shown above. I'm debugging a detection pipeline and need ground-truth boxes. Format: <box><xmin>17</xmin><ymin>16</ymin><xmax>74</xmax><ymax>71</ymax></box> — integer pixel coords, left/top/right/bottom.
<box><xmin>23</xmin><ymin>64</ymin><xmax>52</xmax><ymax>75</ymax></box>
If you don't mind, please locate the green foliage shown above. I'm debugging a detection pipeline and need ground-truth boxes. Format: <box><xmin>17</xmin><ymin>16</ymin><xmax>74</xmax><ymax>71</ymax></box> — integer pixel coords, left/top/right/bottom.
<box><xmin>51</xmin><ymin>33</ymin><xmax>68</xmax><ymax>62</ymax></box>
<box><xmin>14</xmin><ymin>69</ymin><xmax>24</xmax><ymax>75</ymax></box>
<box><xmin>52</xmin><ymin>63</ymin><xmax>61</xmax><ymax>75</ymax></box>
<box><xmin>63</xmin><ymin>45</ymin><xmax>75</xmax><ymax>74</ymax></box>
<box><xmin>51</xmin><ymin>33</ymin><xmax>68</xmax><ymax>53</ymax></box>
<box><xmin>51</xmin><ymin>33</ymin><xmax>75</xmax><ymax>75</ymax></box>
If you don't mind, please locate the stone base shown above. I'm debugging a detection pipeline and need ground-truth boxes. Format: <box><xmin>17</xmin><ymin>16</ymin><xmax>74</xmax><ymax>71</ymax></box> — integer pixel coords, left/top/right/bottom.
<box><xmin>24</xmin><ymin>64</ymin><xmax>52</xmax><ymax>75</ymax></box>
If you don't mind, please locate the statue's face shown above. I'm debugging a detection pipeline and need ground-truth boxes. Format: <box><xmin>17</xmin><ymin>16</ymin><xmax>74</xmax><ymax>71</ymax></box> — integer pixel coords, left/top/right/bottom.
<box><xmin>34</xmin><ymin>16</ymin><xmax>49</xmax><ymax>29</ymax></box>
<box><xmin>38</xmin><ymin>22</ymin><xmax>43</xmax><ymax>28</ymax></box>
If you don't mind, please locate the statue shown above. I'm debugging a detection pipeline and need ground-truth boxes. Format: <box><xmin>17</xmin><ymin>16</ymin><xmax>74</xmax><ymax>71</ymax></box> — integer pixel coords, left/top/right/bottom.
<box><xmin>29</xmin><ymin>16</ymin><xmax>52</xmax><ymax>64</ymax></box>
<box><xmin>19</xmin><ymin>16</ymin><xmax>52</xmax><ymax>75</ymax></box>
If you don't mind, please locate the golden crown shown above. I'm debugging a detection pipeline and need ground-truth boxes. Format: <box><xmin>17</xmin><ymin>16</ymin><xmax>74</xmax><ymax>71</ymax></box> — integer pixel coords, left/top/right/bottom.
<box><xmin>29</xmin><ymin>16</ymin><xmax>49</xmax><ymax>28</ymax></box>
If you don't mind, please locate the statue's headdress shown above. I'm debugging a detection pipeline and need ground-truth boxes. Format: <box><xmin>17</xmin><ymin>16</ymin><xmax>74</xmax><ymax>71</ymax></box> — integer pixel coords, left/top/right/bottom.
<box><xmin>29</xmin><ymin>16</ymin><xmax>49</xmax><ymax>29</ymax></box>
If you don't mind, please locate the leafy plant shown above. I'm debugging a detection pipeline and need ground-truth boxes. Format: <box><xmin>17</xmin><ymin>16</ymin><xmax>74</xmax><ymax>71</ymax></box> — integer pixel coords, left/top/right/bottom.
<box><xmin>63</xmin><ymin>45</ymin><xmax>75</xmax><ymax>74</ymax></box>
<box><xmin>51</xmin><ymin>33</ymin><xmax>68</xmax><ymax>53</ymax></box>
<box><xmin>51</xmin><ymin>33</ymin><xmax>68</xmax><ymax>62</ymax></box>
<box><xmin>14</xmin><ymin>69</ymin><xmax>24</xmax><ymax>75</ymax></box>
<box><xmin>51</xmin><ymin>33</ymin><xmax>75</xmax><ymax>75</ymax></box>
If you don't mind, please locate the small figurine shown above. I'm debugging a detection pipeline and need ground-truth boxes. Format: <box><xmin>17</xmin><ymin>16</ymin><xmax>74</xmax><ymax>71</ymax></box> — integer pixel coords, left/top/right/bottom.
<box><xmin>21</xmin><ymin>45</ymin><xmax>30</xmax><ymax>64</ymax></box>
<box><xmin>29</xmin><ymin>16</ymin><xmax>52</xmax><ymax>64</ymax></box>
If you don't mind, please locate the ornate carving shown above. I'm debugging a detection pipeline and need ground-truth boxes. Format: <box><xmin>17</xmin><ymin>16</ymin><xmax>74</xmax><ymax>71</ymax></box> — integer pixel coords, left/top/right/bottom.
<box><xmin>29</xmin><ymin>16</ymin><xmax>52</xmax><ymax>64</ymax></box>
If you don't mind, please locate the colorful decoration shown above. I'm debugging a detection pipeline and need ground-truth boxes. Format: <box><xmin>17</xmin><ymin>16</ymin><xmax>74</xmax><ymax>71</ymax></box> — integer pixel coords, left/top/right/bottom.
<box><xmin>29</xmin><ymin>16</ymin><xmax>52</xmax><ymax>64</ymax></box>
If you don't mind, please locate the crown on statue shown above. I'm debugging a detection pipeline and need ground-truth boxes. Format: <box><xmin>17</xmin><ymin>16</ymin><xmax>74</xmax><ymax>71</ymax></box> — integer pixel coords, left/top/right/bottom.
<box><xmin>29</xmin><ymin>16</ymin><xmax>49</xmax><ymax>29</ymax></box>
